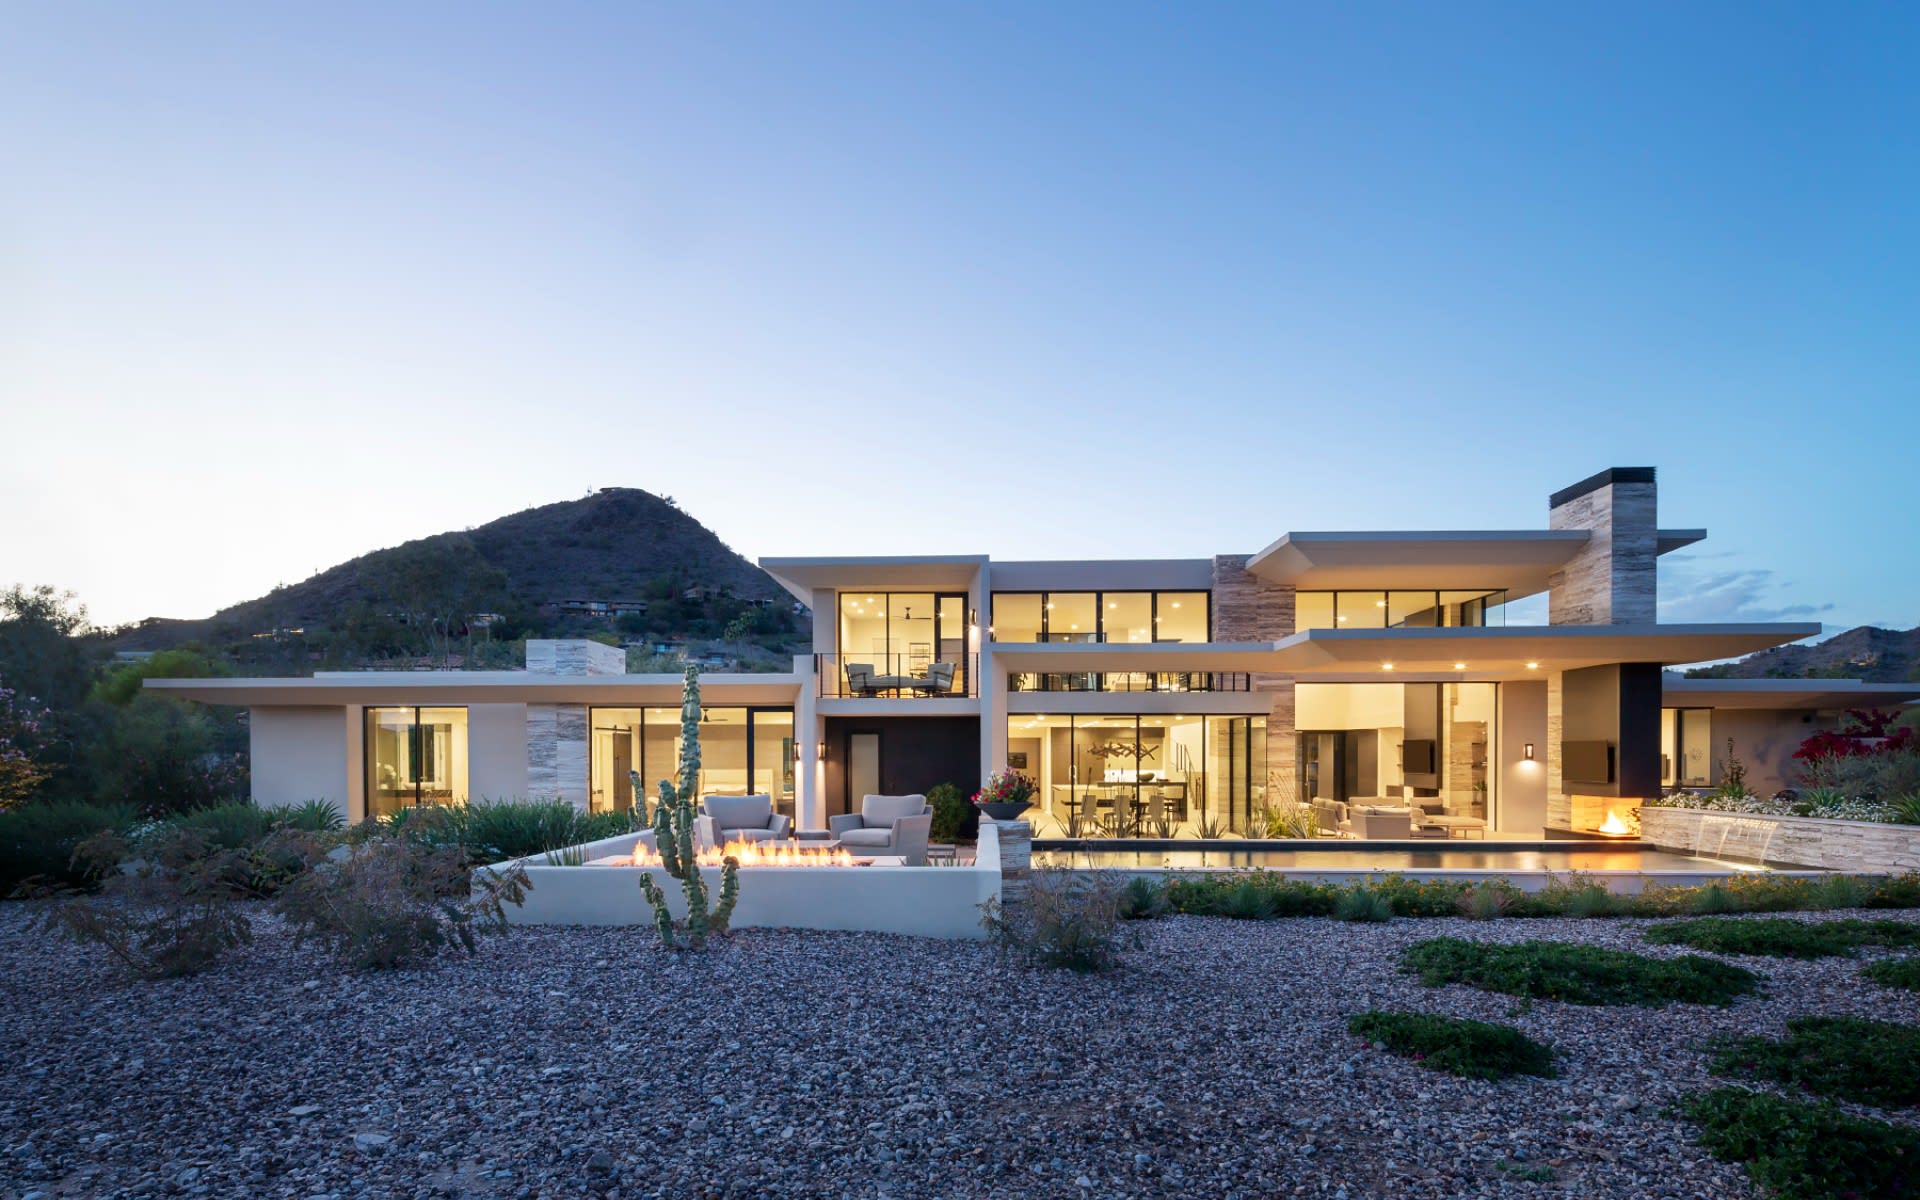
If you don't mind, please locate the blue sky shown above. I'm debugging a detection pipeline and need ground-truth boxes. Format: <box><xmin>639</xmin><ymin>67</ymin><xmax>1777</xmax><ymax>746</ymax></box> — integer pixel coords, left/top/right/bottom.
<box><xmin>1</xmin><ymin>3</ymin><xmax>1913</xmax><ymax>636</ymax></box>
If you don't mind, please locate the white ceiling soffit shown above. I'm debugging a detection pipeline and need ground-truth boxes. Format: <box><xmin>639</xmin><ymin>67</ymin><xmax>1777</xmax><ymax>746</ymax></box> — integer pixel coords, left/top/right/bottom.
<box><xmin>1244</xmin><ymin>528</ymin><xmax>1707</xmax><ymax>595</ymax></box>
<box><xmin>758</xmin><ymin>556</ymin><xmax>988</xmax><ymax>602</ymax></box>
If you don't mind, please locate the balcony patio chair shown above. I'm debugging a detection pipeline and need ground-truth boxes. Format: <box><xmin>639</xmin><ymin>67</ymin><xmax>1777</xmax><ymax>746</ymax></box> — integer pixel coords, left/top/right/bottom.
<box><xmin>700</xmin><ymin>794</ymin><xmax>793</xmax><ymax>843</ymax></box>
<box><xmin>828</xmin><ymin>794</ymin><xmax>933</xmax><ymax>865</ymax></box>
<box><xmin>844</xmin><ymin>662</ymin><xmax>880</xmax><ymax>696</ymax></box>
<box><xmin>907</xmin><ymin>660</ymin><xmax>956</xmax><ymax>695</ymax></box>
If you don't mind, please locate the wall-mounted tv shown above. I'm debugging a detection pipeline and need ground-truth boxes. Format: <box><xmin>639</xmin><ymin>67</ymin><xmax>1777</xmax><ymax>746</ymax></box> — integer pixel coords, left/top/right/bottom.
<box><xmin>1565</xmin><ymin>740</ymin><xmax>1615</xmax><ymax>785</ymax></box>
<box><xmin>1403</xmin><ymin>739</ymin><xmax>1437</xmax><ymax>775</ymax></box>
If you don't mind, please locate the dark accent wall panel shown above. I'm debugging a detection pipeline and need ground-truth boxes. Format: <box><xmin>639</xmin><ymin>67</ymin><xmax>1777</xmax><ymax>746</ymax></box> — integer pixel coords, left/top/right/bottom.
<box><xmin>1562</xmin><ymin>663</ymin><xmax>1662</xmax><ymax>797</ymax></box>
<box><xmin>822</xmin><ymin>716</ymin><xmax>982</xmax><ymax>819</ymax></box>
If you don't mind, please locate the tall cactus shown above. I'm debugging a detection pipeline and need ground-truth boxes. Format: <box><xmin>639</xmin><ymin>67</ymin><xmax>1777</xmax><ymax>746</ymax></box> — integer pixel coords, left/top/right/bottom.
<box><xmin>633</xmin><ymin>666</ymin><xmax>739</xmax><ymax>949</ymax></box>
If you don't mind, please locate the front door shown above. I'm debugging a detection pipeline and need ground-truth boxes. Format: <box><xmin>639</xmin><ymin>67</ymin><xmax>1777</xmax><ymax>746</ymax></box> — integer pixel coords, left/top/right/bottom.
<box><xmin>847</xmin><ymin>731</ymin><xmax>881</xmax><ymax>813</ymax></box>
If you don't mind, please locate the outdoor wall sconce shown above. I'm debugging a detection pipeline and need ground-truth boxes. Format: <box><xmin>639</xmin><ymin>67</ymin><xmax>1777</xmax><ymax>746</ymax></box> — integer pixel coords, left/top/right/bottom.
<box><xmin>817</xmin><ymin>741</ymin><xmax>827</xmax><ymax>759</ymax></box>
<box><xmin>1524</xmin><ymin>743</ymin><xmax>1535</xmax><ymax>761</ymax></box>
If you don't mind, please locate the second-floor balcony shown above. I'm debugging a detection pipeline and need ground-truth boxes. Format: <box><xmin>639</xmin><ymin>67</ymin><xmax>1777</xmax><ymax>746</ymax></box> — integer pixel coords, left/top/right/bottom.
<box><xmin>1009</xmin><ymin>670</ymin><xmax>1251</xmax><ymax>693</ymax></box>
<box><xmin>818</xmin><ymin>653</ymin><xmax>978</xmax><ymax>699</ymax></box>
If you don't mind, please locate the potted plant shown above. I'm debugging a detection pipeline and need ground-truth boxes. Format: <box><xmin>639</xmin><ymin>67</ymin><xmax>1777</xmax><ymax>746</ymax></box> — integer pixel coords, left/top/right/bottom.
<box><xmin>973</xmin><ymin>769</ymin><xmax>1037</xmax><ymax>822</ymax></box>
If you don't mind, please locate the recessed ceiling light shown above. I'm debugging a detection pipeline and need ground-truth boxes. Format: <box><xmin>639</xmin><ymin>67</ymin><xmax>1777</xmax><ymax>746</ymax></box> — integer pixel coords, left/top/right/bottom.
<box><xmin>1381</xmin><ymin>662</ymin><xmax>1394</xmax><ymax>671</ymax></box>
<box><xmin>1526</xmin><ymin>661</ymin><xmax>1539</xmax><ymax>670</ymax></box>
<box><xmin>1171</xmin><ymin>602</ymin><xmax>1182</xmax><ymax>609</ymax></box>
<box><xmin>1454</xmin><ymin>662</ymin><xmax>1466</xmax><ymax>671</ymax></box>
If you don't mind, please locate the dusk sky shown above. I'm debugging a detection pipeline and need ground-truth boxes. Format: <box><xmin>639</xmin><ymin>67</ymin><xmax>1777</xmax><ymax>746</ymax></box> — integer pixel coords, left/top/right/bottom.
<box><xmin>2</xmin><ymin>3</ymin><xmax>1913</xmax><ymax>636</ymax></box>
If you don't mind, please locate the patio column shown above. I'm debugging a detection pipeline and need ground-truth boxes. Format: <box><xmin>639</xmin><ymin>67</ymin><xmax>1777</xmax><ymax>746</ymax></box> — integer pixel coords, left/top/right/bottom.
<box><xmin>1211</xmin><ymin>554</ymin><xmax>1296</xmax><ymax>816</ymax></box>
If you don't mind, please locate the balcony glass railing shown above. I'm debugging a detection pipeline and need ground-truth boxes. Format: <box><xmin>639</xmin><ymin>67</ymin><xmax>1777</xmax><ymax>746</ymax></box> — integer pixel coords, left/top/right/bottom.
<box><xmin>1008</xmin><ymin>671</ymin><xmax>1251</xmax><ymax>693</ymax></box>
<box><xmin>817</xmin><ymin>653</ymin><xmax>977</xmax><ymax>699</ymax></box>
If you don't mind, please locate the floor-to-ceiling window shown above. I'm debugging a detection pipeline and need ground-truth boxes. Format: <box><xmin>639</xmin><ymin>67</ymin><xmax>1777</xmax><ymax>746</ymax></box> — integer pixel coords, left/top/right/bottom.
<box><xmin>1661</xmin><ymin>707</ymin><xmax>1713</xmax><ymax>787</ymax></box>
<box><xmin>992</xmin><ymin>589</ymin><xmax>1220</xmax><ymax>692</ymax></box>
<box><xmin>365</xmin><ymin>707</ymin><xmax>469</xmax><ymax>818</ymax></box>
<box><xmin>1293</xmin><ymin>590</ymin><xmax>1510</xmax><ymax>632</ymax></box>
<box><xmin>835</xmin><ymin>591</ymin><xmax>968</xmax><ymax>694</ymax></box>
<box><xmin>1009</xmin><ymin>712</ymin><xmax>1264</xmax><ymax>837</ymax></box>
<box><xmin>1294</xmin><ymin>682</ymin><xmax>1498</xmax><ymax>832</ymax></box>
<box><xmin>590</xmin><ymin>706</ymin><xmax>797</xmax><ymax>818</ymax></box>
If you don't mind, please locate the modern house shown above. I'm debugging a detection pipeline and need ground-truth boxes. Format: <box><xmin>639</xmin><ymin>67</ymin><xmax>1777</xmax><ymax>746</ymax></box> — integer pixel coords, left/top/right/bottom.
<box><xmin>151</xmin><ymin>468</ymin><xmax>1918</xmax><ymax>839</ymax></box>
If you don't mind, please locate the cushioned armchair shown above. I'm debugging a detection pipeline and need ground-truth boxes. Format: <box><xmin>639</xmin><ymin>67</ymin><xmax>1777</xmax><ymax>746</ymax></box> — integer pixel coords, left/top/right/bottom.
<box><xmin>828</xmin><ymin>794</ymin><xmax>933</xmax><ymax>865</ymax></box>
<box><xmin>908</xmin><ymin>660</ymin><xmax>957</xmax><ymax>695</ymax></box>
<box><xmin>700</xmin><ymin>794</ymin><xmax>792</xmax><ymax>843</ymax></box>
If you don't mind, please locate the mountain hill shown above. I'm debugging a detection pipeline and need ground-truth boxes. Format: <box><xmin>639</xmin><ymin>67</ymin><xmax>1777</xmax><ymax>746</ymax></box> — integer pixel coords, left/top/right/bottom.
<box><xmin>1685</xmin><ymin>625</ymin><xmax>1920</xmax><ymax>683</ymax></box>
<box><xmin>112</xmin><ymin>488</ymin><xmax>795</xmax><ymax>653</ymax></box>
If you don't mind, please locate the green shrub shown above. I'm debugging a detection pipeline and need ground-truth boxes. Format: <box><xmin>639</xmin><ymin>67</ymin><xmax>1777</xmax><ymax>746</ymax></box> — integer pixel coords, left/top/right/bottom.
<box><xmin>1807</xmin><ymin>873</ymin><xmax>1871</xmax><ymax>910</ymax></box>
<box><xmin>1680</xmin><ymin>1087</ymin><xmax>1920</xmax><ymax>1200</ymax></box>
<box><xmin>269</xmin><ymin>799</ymin><xmax>345</xmax><ymax>832</ymax></box>
<box><xmin>166</xmin><ymin>803</ymin><xmax>276</xmax><ymax>851</ymax></box>
<box><xmin>1710</xmin><ymin>1016</ymin><xmax>1920</xmax><ymax>1108</ymax></box>
<box><xmin>926</xmin><ymin>782</ymin><xmax>975</xmax><ymax>844</ymax></box>
<box><xmin>1457</xmin><ymin>884</ymin><xmax>1515</xmax><ymax>920</ymax></box>
<box><xmin>1690</xmin><ymin>883</ymin><xmax>1740</xmax><ymax>915</ymax></box>
<box><xmin>270</xmin><ymin>830</ymin><xmax>532</xmax><ymax>969</ymax></box>
<box><xmin>0</xmin><ymin>800</ymin><xmax>139</xmax><ymax>893</ymax></box>
<box><xmin>1118</xmin><ymin>875</ymin><xmax>1170</xmax><ymax>920</ymax></box>
<box><xmin>42</xmin><ymin>828</ymin><xmax>254</xmax><ymax>978</ymax></box>
<box><xmin>1334</xmin><ymin>888</ymin><xmax>1394</xmax><ymax>923</ymax></box>
<box><xmin>1365</xmin><ymin>873</ymin><xmax>1473</xmax><ymax>917</ymax></box>
<box><xmin>981</xmin><ymin>868</ymin><xmax>1138</xmax><ymax>972</ymax></box>
<box><xmin>1401</xmin><ymin>937</ymin><xmax>1761</xmax><ymax>1007</ymax></box>
<box><xmin>1863</xmin><ymin>958</ymin><xmax>1920</xmax><ymax>991</ymax></box>
<box><xmin>1216</xmin><ymin>878</ymin><xmax>1282</xmax><ymax>920</ymax></box>
<box><xmin>1645</xmin><ymin>917</ymin><xmax>1920</xmax><ymax>959</ymax></box>
<box><xmin>459</xmin><ymin>800</ymin><xmax>588</xmax><ymax>860</ymax></box>
<box><xmin>1866</xmin><ymin>873</ymin><xmax>1920</xmax><ymax>909</ymax></box>
<box><xmin>1348</xmin><ymin>1010</ymin><xmax>1554</xmax><ymax>1079</ymax></box>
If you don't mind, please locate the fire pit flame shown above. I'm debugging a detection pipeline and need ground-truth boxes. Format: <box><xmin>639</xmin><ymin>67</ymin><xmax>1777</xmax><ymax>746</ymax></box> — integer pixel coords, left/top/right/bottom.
<box><xmin>1597</xmin><ymin>811</ymin><xmax>1632</xmax><ymax>836</ymax></box>
<box><xmin>628</xmin><ymin>839</ymin><xmax>863</xmax><ymax>868</ymax></box>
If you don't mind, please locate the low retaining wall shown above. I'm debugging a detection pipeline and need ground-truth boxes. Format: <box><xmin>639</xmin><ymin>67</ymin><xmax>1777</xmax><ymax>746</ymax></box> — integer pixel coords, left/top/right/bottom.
<box><xmin>486</xmin><ymin>823</ymin><xmax>1004</xmax><ymax>940</ymax></box>
<box><xmin>1641</xmin><ymin>806</ymin><xmax>1920</xmax><ymax>874</ymax></box>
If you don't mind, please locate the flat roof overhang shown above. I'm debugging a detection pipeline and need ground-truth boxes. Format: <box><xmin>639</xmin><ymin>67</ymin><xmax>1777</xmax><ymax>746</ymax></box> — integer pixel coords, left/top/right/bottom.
<box><xmin>1242</xmin><ymin>528</ymin><xmax>1708</xmax><ymax>597</ymax></box>
<box><xmin>146</xmin><ymin>672</ymin><xmax>806</xmax><ymax>707</ymax></box>
<box><xmin>1660</xmin><ymin>678</ymin><xmax>1920</xmax><ymax>710</ymax></box>
<box><xmin>758</xmin><ymin>556</ymin><xmax>988</xmax><ymax>603</ymax></box>
<box><xmin>992</xmin><ymin>622</ymin><xmax>1818</xmax><ymax>681</ymax></box>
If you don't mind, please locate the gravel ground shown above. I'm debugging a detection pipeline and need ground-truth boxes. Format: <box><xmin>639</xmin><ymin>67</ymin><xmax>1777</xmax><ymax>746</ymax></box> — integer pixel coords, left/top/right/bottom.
<box><xmin>4</xmin><ymin>903</ymin><xmax>1920</xmax><ymax>1200</ymax></box>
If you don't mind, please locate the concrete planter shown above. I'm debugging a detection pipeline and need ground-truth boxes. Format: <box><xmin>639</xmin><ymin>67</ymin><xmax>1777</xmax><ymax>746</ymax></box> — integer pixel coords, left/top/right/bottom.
<box><xmin>1640</xmin><ymin>805</ymin><xmax>1920</xmax><ymax>874</ymax></box>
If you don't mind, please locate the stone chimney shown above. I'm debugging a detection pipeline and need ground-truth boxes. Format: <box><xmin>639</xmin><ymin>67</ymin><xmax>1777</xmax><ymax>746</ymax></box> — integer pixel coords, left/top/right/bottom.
<box><xmin>1547</xmin><ymin>467</ymin><xmax>1657</xmax><ymax>626</ymax></box>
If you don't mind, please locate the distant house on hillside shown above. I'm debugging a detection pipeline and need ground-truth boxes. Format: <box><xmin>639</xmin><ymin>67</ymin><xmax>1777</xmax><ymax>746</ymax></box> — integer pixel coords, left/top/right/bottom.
<box><xmin>680</xmin><ymin>584</ymin><xmax>733</xmax><ymax>603</ymax></box>
<box><xmin>549</xmin><ymin>598</ymin><xmax>648</xmax><ymax>620</ymax></box>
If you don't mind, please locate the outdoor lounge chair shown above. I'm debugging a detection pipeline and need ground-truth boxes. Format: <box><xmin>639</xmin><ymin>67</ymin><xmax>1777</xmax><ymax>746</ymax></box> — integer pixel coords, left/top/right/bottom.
<box><xmin>907</xmin><ymin>660</ymin><xmax>956</xmax><ymax>694</ymax></box>
<box><xmin>700</xmin><ymin>794</ymin><xmax>792</xmax><ymax>843</ymax></box>
<box><xmin>828</xmin><ymin>794</ymin><xmax>933</xmax><ymax>865</ymax></box>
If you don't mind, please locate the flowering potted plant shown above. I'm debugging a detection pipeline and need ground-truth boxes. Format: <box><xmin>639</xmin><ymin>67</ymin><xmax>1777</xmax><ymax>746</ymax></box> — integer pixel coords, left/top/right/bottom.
<box><xmin>973</xmin><ymin>769</ymin><xmax>1037</xmax><ymax>822</ymax></box>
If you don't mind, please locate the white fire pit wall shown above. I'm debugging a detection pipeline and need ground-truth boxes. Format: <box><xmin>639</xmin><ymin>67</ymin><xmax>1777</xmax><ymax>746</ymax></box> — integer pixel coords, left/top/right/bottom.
<box><xmin>485</xmin><ymin>821</ymin><xmax>1005</xmax><ymax>940</ymax></box>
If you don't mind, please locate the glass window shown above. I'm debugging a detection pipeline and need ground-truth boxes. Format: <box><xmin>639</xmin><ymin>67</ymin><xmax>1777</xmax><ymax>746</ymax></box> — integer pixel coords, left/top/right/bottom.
<box><xmin>1660</xmin><ymin>708</ymin><xmax>1678</xmax><ymax>787</ymax></box>
<box><xmin>1295</xmin><ymin>592</ymin><xmax>1335</xmax><ymax>632</ymax></box>
<box><xmin>591</xmin><ymin>707</ymin><xmax>644</xmax><ymax>813</ymax></box>
<box><xmin>1679</xmin><ymin>708</ymin><xmax>1712</xmax><ymax>786</ymax></box>
<box><xmin>839</xmin><ymin>592</ymin><xmax>888</xmax><ymax>666</ymax></box>
<box><xmin>1388</xmin><ymin>591</ymin><xmax>1440</xmax><ymax>628</ymax></box>
<box><xmin>1337</xmin><ymin>591</ymin><xmax>1388</xmax><ymax>629</ymax></box>
<box><xmin>365</xmin><ymin>706</ymin><xmax>468</xmax><ymax>818</ymax></box>
<box><xmin>1155</xmin><ymin>592</ymin><xmax>1208</xmax><ymax>643</ymax></box>
<box><xmin>889</xmin><ymin>593</ymin><xmax>937</xmax><ymax>676</ymax></box>
<box><xmin>594</xmin><ymin>706</ymin><xmax>795</xmax><ymax>814</ymax></box>
<box><xmin>752</xmin><ymin>710</ymin><xmax>796</xmax><ymax>819</ymax></box>
<box><xmin>1439</xmin><ymin>590</ymin><xmax>1501</xmax><ymax>627</ymax></box>
<box><xmin>991</xmin><ymin>594</ymin><xmax>1042</xmax><ymax>642</ymax></box>
<box><xmin>1011</xmin><ymin>713</ymin><xmax>1255</xmax><ymax>837</ymax></box>
<box><xmin>1047</xmin><ymin>593</ymin><xmax>1098</xmax><ymax>641</ymax></box>
<box><xmin>1104</xmin><ymin>593</ymin><xmax>1152</xmax><ymax>645</ymax></box>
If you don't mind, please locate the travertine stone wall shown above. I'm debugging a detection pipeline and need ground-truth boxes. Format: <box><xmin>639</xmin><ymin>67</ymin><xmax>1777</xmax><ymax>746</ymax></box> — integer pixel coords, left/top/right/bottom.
<box><xmin>1547</xmin><ymin>470</ymin><xmax>1658</xmax><ymax>626</ymax></box>
<box><xmin>993</xmin><ymin>819</ymin><xmax>1032</xmax><ymax>904</ymax></box>
<box><xmin>1642</xmin><ymin>806</ymin><xmax>1920</xmax><ymax>874</ymax></box>
<box><xmin>525</xmin><ymin>640</ymin><xmax>626</xmax><ymax>807</ymax></box>
<box><xmin>527</xmin><ymin>639</ymin><xmax>627</xmax><ymax>676</ymax></box>
<box><xmin>1211</xmin><ymin>555</ymin><xmax>1296</xmax><ymax>807</ymax></box>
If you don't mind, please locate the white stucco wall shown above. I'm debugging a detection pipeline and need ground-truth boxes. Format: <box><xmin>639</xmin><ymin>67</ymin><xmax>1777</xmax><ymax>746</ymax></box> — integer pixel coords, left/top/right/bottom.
<box><xmin>469</xmin><ymin>703</ymin><xmax>530</xmax><ymax>800</ymax></box>
<box><xmin>251</xmin><ymin>707</ymin><xmax>354</xmax><ymax>819</ymax></box>
<box><xmin>1713</xmin><ymin>709</ymin><xmax>1817</xmax><ymax>797</ymax></box>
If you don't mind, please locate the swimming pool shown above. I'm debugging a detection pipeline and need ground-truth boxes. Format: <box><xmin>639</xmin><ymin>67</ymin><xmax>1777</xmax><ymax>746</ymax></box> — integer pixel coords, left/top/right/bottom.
<box><xmin>1028</xmin><ymin>841</ymin><xmax>1802</xmax><ymax>888</ymax></box>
